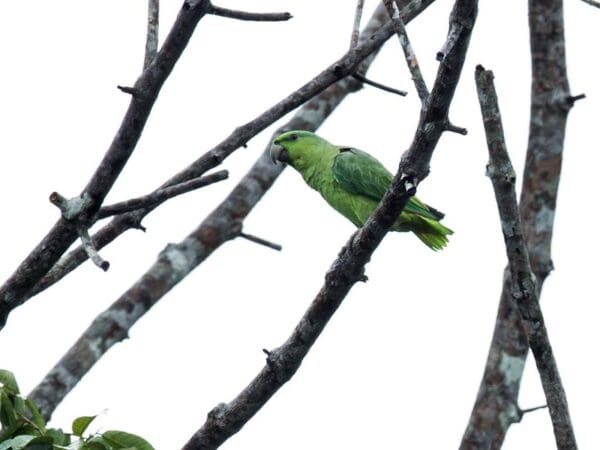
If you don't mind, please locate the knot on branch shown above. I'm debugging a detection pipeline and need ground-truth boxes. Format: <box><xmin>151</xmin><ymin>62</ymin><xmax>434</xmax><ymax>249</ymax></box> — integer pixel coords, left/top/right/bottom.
<box><xmin>265</xmin><ymin>347</ymin><xmax>297</xmax><ymax>383</ymax></box>
<box><xmin>49</xmin><ymin>192</ymin><xmax>92</xmax><ymax>221</ymax></box>
<box><xmin>50</xmin><ymin>191</ymin><xmax>109</xmax><ymax>271</ymax></box>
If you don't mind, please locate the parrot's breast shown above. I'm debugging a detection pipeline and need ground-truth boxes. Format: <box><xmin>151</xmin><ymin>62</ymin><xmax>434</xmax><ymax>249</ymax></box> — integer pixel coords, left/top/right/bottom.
<box><xmin>313</xmin><ymin>173</ymin><xmax>379</xmax><ymax>228</ymax></box>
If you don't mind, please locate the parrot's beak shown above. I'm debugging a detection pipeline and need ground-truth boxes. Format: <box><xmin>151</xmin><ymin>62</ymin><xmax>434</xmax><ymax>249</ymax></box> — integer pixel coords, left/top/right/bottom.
<box><xmin>270</xmin><ymin>142</ymin><xmax>290</xmax><ymax>164</ymax></box>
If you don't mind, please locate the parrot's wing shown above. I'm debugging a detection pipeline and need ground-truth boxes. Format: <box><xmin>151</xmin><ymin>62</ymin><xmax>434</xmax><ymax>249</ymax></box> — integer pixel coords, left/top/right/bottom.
<box><xmin>332</xmin><ymin>148</ymin><xmax>443</xmax><ymax>220</ymax></box>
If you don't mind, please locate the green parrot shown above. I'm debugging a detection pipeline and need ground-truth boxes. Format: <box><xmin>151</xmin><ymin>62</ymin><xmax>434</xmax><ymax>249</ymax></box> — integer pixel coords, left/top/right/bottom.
<box><xmin>270</xmin><ymin>130</ymin><xmax>453</xmax><ymax>250</ymax></box>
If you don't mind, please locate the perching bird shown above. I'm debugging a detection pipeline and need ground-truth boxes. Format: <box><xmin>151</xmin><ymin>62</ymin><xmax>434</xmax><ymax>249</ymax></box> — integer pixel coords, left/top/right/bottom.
<box><xmin>270</xmin><ymin>130</ymin><xmax>453</xmax><ymax>250</ymax></box>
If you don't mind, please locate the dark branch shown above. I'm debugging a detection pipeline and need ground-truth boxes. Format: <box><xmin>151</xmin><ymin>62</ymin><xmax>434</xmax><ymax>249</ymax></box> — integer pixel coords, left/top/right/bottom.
<box><xmin>517</xmin><ymin>404</ymin><xmax>548</xmax><ymax>422</ymax></box>
<box><xmin>238</xmin><ymin>232</ymin><xmax>282</xmax><ymax>252</ymax></box>
<box><xmin>445</xmin><ymin>121</ymin><xmax>468</xmax><ymax>135</ymax></box>
<box><xmin>476</xmin><ymin>65</ymin><xmax>577</xmax><ymax>450</ymax></box>
<box><xmin>580</xmin><ymin>0</ymin><xmax>600</xmax><ymax>8</ymax></box>
<box><xmin>117</xmin><ymin>85</ymin><xmax>140</xmax><ymax>96</ymax></box>
<box><xmin>351</xmin><ymin>73</ymin><xmax>407</xmax><ymax>96</ymax></box>
<box><xmin>208</xmin><ymin>4</ymin><xmax>292</xmax><ymax>22</ymax></box>
<box><xmin>96</xmin><ymin>170</ymin><xmax>228</xmax><ymax>219</ymax></box>
<box><xmin>182</xmin><ymin>1</ymin><xmax>477</xmax><ymax>448</ymax></box>
<box><xmin>27</xmin><ymin>0</ymin><xmax>436</xmax><ymax>424</ymax></box>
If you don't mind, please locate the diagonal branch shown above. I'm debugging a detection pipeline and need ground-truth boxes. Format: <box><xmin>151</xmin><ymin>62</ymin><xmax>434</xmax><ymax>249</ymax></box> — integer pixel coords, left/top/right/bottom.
<box><xmin>384</xmin><ymin>0</ymin><xmax>429</xmax><ymax>103</ymax></box>
<box><xmin>15</xmin><ymin>1</ymin><xmax>437</xmax><ymax>317</ymax></box>
<box><xmin>28</xmin><ymin>0</ymin><xmax>435</xmax><ymax>422</ymax></box>
<box><xmin>0</xmin><ymin>0</ymin><xmax>213</xmax><ymax>330</ymax></box>
<box><xmin>580</xmin><ymin>0</ymin><xmax>600</xmax><ymax>8</ymax></box>
<box><xmin>350</xmin><ymin>73</ymin><xmax>407</xmax><ymax>96</ymax></box>
<box><xmin>182</xmin><ymin>1</ymin><xmax>477</xmax><ymax>448</ymax></box>
<box><xmin>476</xmin><ymin>65</ymin><xmax>577</xmax><ymax>450</ymax></box>
<box><xmin>96</xmin><ymin>170</ymin><xmax>228</xmax><ymax>219</ymax></box>
<box><xmin>208</xmin><ymin>4</ymin><xmax>292</xmax><ymax>22</ymax></box>
<box><xmin>460</xmin><ymin>0</ymin><xmax>577</xmax><ymax>447</ymax></box>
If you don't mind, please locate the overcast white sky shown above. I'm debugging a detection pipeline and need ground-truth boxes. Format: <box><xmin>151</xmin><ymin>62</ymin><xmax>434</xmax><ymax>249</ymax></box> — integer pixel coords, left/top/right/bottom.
<box><xmin>1</xmin><ymin>1</ymin><xmax>599</xmax><ymax>448</ymax></box>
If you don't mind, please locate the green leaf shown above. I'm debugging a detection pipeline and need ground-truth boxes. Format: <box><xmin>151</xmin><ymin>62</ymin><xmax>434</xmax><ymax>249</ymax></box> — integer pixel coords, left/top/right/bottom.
<box><xmin>24</xmin><ymin>400</ymin><xmax>45</xmax><ymax>431</ymax></box>
<box><xmin>0</xmin><ymin>371</ymin><xmax>19</xmax><ymax>395</ymax></box>
<box><xmin>45</xmin><ymin>428</ymin><xmax>69</xmax><ymax>446</ymax></box>
<box><xmin>80</xmin><ymin>439</ymin><xmax>110</xmax><ymax>450</ymax></box>
<box><xmin>72</xmin><ymin>416</ymin><xmax>96</xmax><ymax>437</ymax></box>
<box><xmin>1</xmin><ymin>391</ymin><xmax>17</xmax><ymax>428</ymax></box>
<box><xmin>13</xmin><ymin>397</ymin><xmax>25</xmax><ymax>418</ymax></box>
<box><xmin>8</xmin><ymin>435</ymin><xmax>35</xmax><ymax>450</ymax></box>
<box><xmin>23</xmin><ymin>435</ymin><xmax>53</xmax><ymax>450</ymax></box>
<box><xmin>0</xmin><ymin>441</ymin><xmax>13</xmax><ymax>450</ymax></box>
<box><xmin>101</xmin><ymin>431</ymin><xmax>154</xmax><ymax>450</ymax></box>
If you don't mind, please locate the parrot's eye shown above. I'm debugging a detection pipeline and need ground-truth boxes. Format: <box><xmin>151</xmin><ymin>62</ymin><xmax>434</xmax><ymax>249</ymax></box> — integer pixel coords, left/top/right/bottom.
<box><xmin>289</xmin><ymin>133</ymin><xmax>298</xmax><ymax>141</ymax></box>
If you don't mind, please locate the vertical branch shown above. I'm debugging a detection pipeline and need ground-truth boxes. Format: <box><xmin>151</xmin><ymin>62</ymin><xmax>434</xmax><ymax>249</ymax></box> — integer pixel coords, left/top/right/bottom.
<box><xmin>476</xmin><ymin>65</ymin><xmax>577</xmax><ymax>450</ymax></box>
<box><xmin>460</xmin><ymin>0</ymin><xmax>579</xmax><ymax>446</ymax></box>
<box><xmin>350</xmin><ymin>0</ymin><xmax>366</xmax><ymax>48</ymax></box>
<box><xmin>144</xmin><ymin>0</ymin><xmax>160</xmax><ymax>69</ymax></box>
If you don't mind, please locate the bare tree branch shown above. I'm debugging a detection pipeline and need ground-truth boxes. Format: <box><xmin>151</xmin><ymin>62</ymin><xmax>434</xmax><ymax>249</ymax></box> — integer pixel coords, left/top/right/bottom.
<box><xmin>350</xmin><ymin>0</ymin><xmax>366</xmax><ymax>48</ymax></box>
<box><xmin>476</xmin><ymin>65</ymin><xmax>577</xmax><ymax>449</ymax></box>
<box><xmin>27</xmin><ymin>0</ymin><xmax>436</xmax><ymax>424</ymax></box>
<box><xmin>384</xmin><ymin>0</ymin><xmax>429</xmax><ymax>103</ymax></box>
<box><xmin>144</xmin><ymin>0</ymin><xmax>160</xmax><ymax>69</ymax></box>
<box><xmin>15</xmin><ymin>1</ymin><xmax>437</xmax><ymax>316</ymax></box>
<box><xmin>460</xmin><ymin>0</ymin><xmax>577</xmax><ymax>447</ymax></box>
<box><xmin>350</xmin><ymin>73</ymin><xmax>408</xmax><ymax>96</ymax></box>
<box><xmin>182</xmin><ymin>1</ymin><xmax>477</xmax><ymax>447</ymax></box>
<box><xmin>78</xmin><ymin>227</ymin><xmax>110</xmax><ymax>271</ymax></box>
<box><xmin>580</xmin><ymin>0</ymin><xmax>600</xmax><ymax>8</ymax></box>
<box><xmin>237</xmin><ymin>232</ymin><xmax>282</xmax><ymax>252</ymax></box>
<box><xmin>208</xmin><ymin>4</ymin><xmax>292</xmax><ymax>22</ymax></box>
<box><xmin>96</xmin><ymin>171</ymin><xmax>228</xmax><ymax>219</ymax></box>
<box><xmin>0</xmin><ymin>0</ymin><xmax>213</xmax><ymax>330</ymax></box>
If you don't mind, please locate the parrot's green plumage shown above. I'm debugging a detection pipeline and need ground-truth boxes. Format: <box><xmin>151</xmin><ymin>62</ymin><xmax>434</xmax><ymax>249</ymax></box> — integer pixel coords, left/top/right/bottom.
<box><xmin>271</xmin><ymin>130</ymin><xmax>453</xmax><ymax>250</ymax></box>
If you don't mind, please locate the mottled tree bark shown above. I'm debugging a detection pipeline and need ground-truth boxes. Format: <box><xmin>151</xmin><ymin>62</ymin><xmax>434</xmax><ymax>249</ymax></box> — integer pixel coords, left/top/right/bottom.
<box><xmin>476</xmin><ymin>65</ymin><xmax>577</xmax><ymax>449</ymax></box>
<box><xmin>460</xmin><ymin>0</ymin><xmax>578</xmax><ymax>448</ymax></box>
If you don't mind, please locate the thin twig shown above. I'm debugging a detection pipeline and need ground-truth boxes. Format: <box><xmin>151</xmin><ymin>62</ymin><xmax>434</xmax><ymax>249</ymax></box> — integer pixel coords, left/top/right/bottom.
<box><xmin>384</xmin><ymin>0</ymin><xmax>429</xmax><ymax>103</ymax></box>
<box><xmin>519</xmin><ymin>404</ymin><xmax>548</xmax><ymax>420</ymax></box>
<box><xmin>580</xmin><ymin>0</ymin><xmax>600</xmax><ymax>8</ymax></box>
<box><xmin>476</xmin><ymin>64</ymin><xmax>577</xmax><ymax>450</ymax></box>
<box><xmin>27</xmin><ymin>0</ymin><xmax>437</xmax><ymax>424</ymax></box>
<box><xmin>97</xmin><ymin>170</ymin><xmax>228</xmax><ymax>219</ymax></box>
<box><xmin>182</xmin><ymin>1</ymin><xmax>477</xmax><ymax>448</ymax></box>
<box><xmin>238</xmin><ymin>232</ymin><xmax>282</xmax><ymax>251</ymax></box>
<box><xmin>351</xmin><ymin>73</ymin><xmax>407</xmax><ymax>96</ymax></box>
<box><xmin>445</xmin><ymin>121</ymin><xmax>468</xmax><ymax>135</ymax></box>
<box><xmin>78</xmin><ymin>228</ymin><xmax>110</xmax><ymax>272</ymax></box>
<box><xmin>144</xmin><ymin>0</ymin><xmax>160</xmax><ymax>69</ymax></box>
<box><xmin>350</xmin><ymin>0</ymin><xmax>366</xmax><ymax>48</ymax></box>
<box><xmin>209</xmin><ymin>4</ymin><xmax>292</xmax><ymax>22</ymax></box>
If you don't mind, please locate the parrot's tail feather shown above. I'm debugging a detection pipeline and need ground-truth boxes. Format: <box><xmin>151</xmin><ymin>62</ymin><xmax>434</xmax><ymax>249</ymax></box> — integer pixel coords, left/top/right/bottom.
<box><xmin>412</xmin><ymin>217</ymin><xmax>454</xmax><ymax>251</ymax></box>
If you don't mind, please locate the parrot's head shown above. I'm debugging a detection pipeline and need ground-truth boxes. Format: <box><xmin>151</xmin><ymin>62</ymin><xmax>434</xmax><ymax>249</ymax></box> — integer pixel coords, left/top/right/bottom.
<box><xmin>270</xmin><ymin>130</ymin><xmax>326</xmax><ymax>170</ymax></box>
